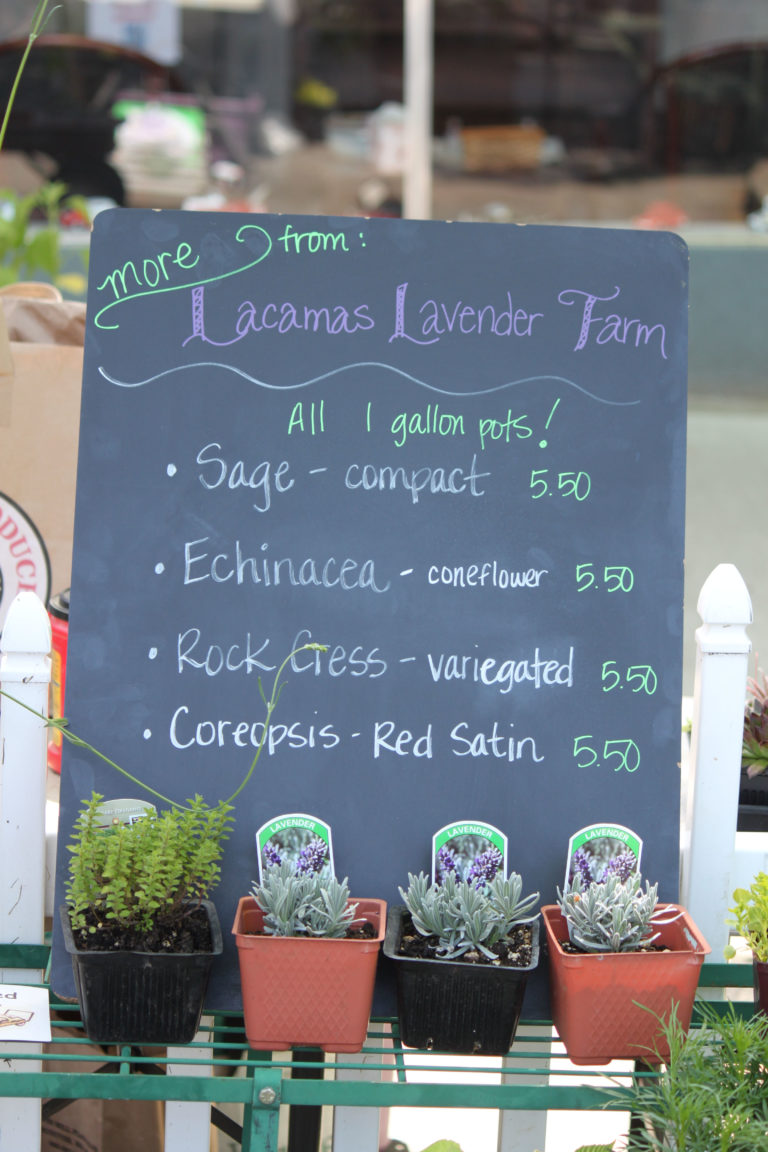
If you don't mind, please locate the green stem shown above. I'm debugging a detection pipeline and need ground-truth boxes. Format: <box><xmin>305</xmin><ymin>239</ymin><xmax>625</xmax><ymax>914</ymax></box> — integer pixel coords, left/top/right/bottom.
<box><xmin>0</xmin><ymin>1</ymin><xmax>60</xmax><ymax>154</ymax></box>
<box><xmin>0</xmin><ymin>642</ymin><xmax>325</xmax><ymax>811</ymax></box>
<box><xmin>223</xmin><ymin>646</ymin><xmax>310</xmax><ymax>806</ymax></box>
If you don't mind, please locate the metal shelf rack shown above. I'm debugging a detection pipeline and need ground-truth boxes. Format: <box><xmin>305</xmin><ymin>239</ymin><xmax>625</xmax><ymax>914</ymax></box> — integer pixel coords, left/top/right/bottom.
<box><xmin>0</xmin><ymin>948</ymin><xmax>754</xmax><ymax>1152</ymax></box>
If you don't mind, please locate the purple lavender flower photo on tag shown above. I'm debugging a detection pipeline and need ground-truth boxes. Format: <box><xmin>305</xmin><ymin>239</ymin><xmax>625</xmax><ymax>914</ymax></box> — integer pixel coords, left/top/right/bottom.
<box><xmin>431</xmin><ymin>820</ymin><xmax>508</xmax><ymax>888</ymax></box>
<box><xmin>255</xmin><ymin>814</ymin><xmax>334</xmax><ymax>883</ymax></box>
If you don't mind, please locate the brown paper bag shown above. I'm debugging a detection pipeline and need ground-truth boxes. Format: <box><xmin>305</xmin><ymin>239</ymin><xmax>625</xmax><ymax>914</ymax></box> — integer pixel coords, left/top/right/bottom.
<box><xmin>0</xmin><ymin>283</ymin><xmax>86</xmax><ymax>600</ymax></box>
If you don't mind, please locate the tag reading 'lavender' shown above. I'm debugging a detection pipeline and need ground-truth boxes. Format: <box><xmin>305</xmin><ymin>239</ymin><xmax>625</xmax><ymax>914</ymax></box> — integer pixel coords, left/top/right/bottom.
<box><xmin>564</xmin><ymin>823</ymin><xmax>642</xmax><ymax>891</ymax></box>
<box><xmin>431</xmin><ymin>820</ymin><xmax>508</xmax><ymax>886</ymax></box>
<box><xmin>255</xmin><ymin>814</ymin><xmax>334</xmax><ymax>883</ymax></box>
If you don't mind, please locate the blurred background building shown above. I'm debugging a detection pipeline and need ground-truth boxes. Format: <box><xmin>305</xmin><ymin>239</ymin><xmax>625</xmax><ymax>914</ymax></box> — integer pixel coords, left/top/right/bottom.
<box><xmin>3</xmin><ymin>0</ymin><xmax>768</xmax><ymax>213</ymax></box>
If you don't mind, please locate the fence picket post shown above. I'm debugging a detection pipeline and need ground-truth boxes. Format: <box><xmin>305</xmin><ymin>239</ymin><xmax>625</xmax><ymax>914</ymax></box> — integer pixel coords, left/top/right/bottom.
<box><xmin>0</xmin><ymin>590</ymin><xmax>51</xmax><ymax>1152</ymax></box>
<box><xmin>682</xmin><ymin>563</ymin><xmax>752</xmax><ymax>957</ymax></box>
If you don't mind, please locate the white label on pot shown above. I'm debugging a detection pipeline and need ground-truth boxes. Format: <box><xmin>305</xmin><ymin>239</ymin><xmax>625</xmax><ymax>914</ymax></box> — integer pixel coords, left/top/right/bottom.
<box><xmin>94</xmin><ymin>798</ymin><xmax>156</xmax><ymax>830</ymax></box>
<box><xmin>0</xmin><ymin>985</ymin><xmax>51</xmax><ymax>1042</ymax></box>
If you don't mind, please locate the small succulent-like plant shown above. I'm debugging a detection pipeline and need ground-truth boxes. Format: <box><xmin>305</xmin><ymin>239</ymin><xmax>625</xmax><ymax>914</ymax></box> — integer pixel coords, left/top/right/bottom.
<box><xmin>400</xmin><ymin>869</ymin><xmax>539</xmax><ymax>961</ymax></box>
<box><xmin>743</xmin><ymin>668</ymin><xmax>768</xmax><ymax>778</ymax></box>
<box><xmin>251</xmin><ymin>861</ymin><xmax>358</xmax><ymax>938</ymax></box>
<box><xmin>557</xmin><ymin>871</ymin><xmax>660</xmax><ymax>953</ymax></box>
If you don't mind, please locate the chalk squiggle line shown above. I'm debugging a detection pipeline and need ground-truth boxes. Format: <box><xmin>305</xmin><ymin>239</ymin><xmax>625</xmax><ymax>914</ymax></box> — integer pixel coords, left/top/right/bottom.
<box><xmin>97</xmin><ymin>360</ymin><xmax>640</xmax><ymax>406</ymax></box>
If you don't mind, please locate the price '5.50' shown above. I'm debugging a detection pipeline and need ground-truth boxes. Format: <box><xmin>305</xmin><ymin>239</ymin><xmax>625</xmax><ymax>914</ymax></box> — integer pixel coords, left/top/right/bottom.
<box><xmin>573</xmin><ymin>736</ymin><xmax>640</xmax><ymax>773</ymax></box>
<box><xmin>601</xmin><ymin>662</ymin><xmax>657</xmax><ymax>694</ymax></box>
<box><xmin>530</xmin><ymin>469</ymin><xmax>591</xmax><ymax>500</ymax></box>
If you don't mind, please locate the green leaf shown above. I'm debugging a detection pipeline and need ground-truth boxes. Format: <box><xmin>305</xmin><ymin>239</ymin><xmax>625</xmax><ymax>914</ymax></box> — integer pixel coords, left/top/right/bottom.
<box><xmin>419</xmin><ymin>1142</ymin><xmax>465</xmax><ymax>1152</ymax></box>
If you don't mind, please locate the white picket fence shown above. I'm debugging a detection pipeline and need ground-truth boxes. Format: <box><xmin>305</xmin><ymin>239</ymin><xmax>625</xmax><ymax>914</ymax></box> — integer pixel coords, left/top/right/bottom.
<box><xmin>0</xmin><ymin>563</ymin><xmax>764</xmax><ymax>1152</ymax></box>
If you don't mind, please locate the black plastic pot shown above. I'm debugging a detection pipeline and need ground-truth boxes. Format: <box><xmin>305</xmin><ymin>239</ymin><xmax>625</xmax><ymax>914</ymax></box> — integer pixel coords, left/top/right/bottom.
<box><xmin>754</xmin><ymin>958</ymin><xmax>768</xmax><ymax>1014</ymax></box>
<box><xmin>60</xmin><ymin>901</ymin><xmax>222</xmax><ymax>1045</ymax></box>
<box><xmin>738</xmin><ymin>769</ymin><xmax>768</xmax><ymax>832</ymax></box>
<box><xmin>383</xmin><ymin>905</ymin><xmax>539</xmax><ymax>1055</ymax></box>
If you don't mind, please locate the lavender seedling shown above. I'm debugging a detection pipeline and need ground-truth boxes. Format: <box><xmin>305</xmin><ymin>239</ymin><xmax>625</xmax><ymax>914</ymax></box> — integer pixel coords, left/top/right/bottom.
<box><xmin>557</xmin><ymin>872</ymin><xmax>660</xmax><ymax>953</ymax></box>
<box><xmin>251</xmin><ymin>861</ymin><xmax>358</xmax><ymax>938</ymax></box>
<box><xmin>400</xmin><ymin>869</ymin><xmax>539</xmax><ymax>961</ymax></box>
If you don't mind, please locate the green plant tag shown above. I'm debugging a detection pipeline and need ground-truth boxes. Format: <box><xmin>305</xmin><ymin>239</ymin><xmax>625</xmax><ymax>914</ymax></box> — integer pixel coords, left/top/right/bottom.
<box><xmin>431</xmin><ymin>820</ymin><xmax>507</xmax><ymax>885</ymax></box>
<box><xmin>256</xmin><ymin>813</ymin><xmax>334</xmax><ymax>881</ymax></box>
<box><xmin>565</xmin><ymin>823</ymin><xmax>642</xmax><ymax>890</ymax></box>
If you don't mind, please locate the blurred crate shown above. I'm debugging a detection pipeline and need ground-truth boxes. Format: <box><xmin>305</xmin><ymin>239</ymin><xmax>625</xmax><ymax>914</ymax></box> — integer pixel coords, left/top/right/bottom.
<box><xmin>461</xmin><ymin>124</ymin><xmax>545</xmax><ymax>172</ymax></box>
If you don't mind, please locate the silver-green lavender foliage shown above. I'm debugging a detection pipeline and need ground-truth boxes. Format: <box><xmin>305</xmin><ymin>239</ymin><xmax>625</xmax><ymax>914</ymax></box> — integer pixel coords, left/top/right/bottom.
<box><xmin>251</xmin><ymin>861</ymin><xmax>358</xmax><ymax>938</ymax></box>
<box><xmin>557</xmin><ymin>871</ymin><xmax>659</xmax><ymax>953</ymax></box>
<box><xmin>400</xmin><ymin>870</ymin><xmax>539</xmax><ymax>960</ymax></box>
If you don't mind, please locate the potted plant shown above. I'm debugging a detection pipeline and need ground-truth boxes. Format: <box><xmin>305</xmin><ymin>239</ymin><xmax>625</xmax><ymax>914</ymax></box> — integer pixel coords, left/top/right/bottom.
<box><xmin>738</xmin><ymin>666</ymin><xmax>768</xmax><ymax>831</ymax></box>
<box><xmin>724</xmin><ymin>871</ymin><xmax>768</xmax><ymax>1014</ymax></box>
<box><xmin>3</xmin><ymin>640</ymin><xmax>327</xmax><ymax>1045</ymax></box>
<box><xmin>60</xmin><ymin>791</ymin><xmax>231</xmax><ymax>1044</ymax></box>
<box><xmin>383</xmin><ymin>868</ymin><xmax>540</xmax><ymax>1055</ymax></box>
<box><xmin>542</xmin><ymin>872</ymin><xmax>710</xmax><ymax>1066</ymax></box>
<box><xmin>604</xmin><ymin>1001</ymin><xmax>768</xmax><ymax>1151</ymax></box>
<box><xmin>232</xmin><ymin>859</ymin><xmax>385</xmax><ymax>1053</ymax></box>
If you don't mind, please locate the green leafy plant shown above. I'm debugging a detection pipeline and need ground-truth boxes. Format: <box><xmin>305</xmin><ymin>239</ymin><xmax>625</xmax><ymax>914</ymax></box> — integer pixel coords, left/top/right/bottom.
<box><xmin>724</xmin><ymin>871</ymin><xmax>768</xmax><ymax>962</ymax></box>
<box><xmin>66</xmin><ymin>792</ymin><xmax>232</xmax><ymax>941</ymax></box>
<box><xmin>251</xmin><ymin>861</ymin><xmax>358</xmax><ymax>938</ymax></box>
<box><xmin>557</xmin><ymin>871</ymin><xmax>661</xmax><ymax>953</ymax></box>
<box><xmin>400</xmin><ymin>869</ymin><xmax>539</xmax><ymax>960</ymax></box>
<box><xmin>604</xmin><ymin>1002</ymin><xmax>768</xmax><ymax>1152</ymax></box>
<box><xmin>0</xmin><ymin>183</ymin><xmax>89</xmax><ymax>288</ymax></box>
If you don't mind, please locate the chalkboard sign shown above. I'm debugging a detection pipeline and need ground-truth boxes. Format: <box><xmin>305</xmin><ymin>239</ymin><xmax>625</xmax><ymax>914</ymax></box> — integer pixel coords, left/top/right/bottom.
<box><xmin>53</xmin><ymin>210</ymin><xmax>688</xmax><ymax>1016</ymax></box>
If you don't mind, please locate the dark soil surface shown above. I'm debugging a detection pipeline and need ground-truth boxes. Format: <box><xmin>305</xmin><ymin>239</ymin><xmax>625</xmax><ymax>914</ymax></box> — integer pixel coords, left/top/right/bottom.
<box><xmin>71</xmin><ymin>905</ymin><xmax>213</xmax><ymax>954</ymax></box>
<box><xmin>560</xmin><ymin>940</ymin><xmax>668</xmax><ymax>955</ymax></box>
<box><xmin>346</xmin><ymin>921</ymin><xmax>376</xmax><ymax>939</ymax></box>
<box><xmin>244</xmin><ymin>921</ymin><xmax>378</xmax><ymax>939</ymax></box>
<box><xmin>397</xmin><ymin>913</ymin><xmax>534</xmax><ymax>967</ymax></box>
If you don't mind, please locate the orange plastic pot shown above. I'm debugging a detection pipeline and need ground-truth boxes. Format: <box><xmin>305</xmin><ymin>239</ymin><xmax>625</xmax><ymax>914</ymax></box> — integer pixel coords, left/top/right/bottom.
<box><xmin>232</xmin><ymin>895</ymin><xmax>385</xmax><ymax>1053</ymax></box>
<box><xmin>542</xmin><ymin>904</ymin><xmax>710</xmax><ymax>1066</ymax></box>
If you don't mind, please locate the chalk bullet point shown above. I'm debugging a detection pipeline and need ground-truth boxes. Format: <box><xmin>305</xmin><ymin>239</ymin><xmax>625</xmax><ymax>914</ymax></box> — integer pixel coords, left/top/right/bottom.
<box><xmin>143</xmin><ymin>729</ymin><xmax>152</xmax><ymax>740</ymax></box>
<box><xmin>155</xmin><ymin>562</ymin><xmax>165</xmax><ymax>575</ymax></box>
<box><xmin>167</xmin><ymin>463</ymin><xmax>177</xmax><ymax>477</ymax></box>
<box><xmin>148</xmin><ymin>647</ymin><xmax>158</xmax><ymax>660</ymax></box>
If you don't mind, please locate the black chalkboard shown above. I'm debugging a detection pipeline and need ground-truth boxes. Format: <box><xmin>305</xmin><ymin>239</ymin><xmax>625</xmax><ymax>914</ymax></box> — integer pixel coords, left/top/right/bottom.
<box><xmin>53</xmin><ymin>210</ymin><xmax>688</xmax><ymax>1016</ymax></box>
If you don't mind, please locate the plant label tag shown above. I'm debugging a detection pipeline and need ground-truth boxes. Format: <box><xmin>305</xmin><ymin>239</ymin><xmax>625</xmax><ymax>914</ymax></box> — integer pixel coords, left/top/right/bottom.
<box><xmin>0</xmin><ymin>985</ymin><xmax>51</xmax><ymax>1042</ymax></box>
<box><xmin>564</xmin><ymin>823</ymin><xmax>643</xmax><ymax>891</ymax></box>
<box><xmin>431</xmin><ymin>820</ymin><xmax>508</xmax><ymax>886</ymax></box>
<box><xmin>255</xmin><ymin>813</ymin><xmax>334</xmax><ymax>883</ymax></box>
<box><xmin>94</xmin><ymin>798</ymin><xmax>156</xmax><ymax>830</ymax></box>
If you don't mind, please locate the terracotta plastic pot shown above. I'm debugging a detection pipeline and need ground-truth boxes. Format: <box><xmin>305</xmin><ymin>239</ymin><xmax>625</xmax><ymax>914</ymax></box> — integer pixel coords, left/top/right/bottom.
<box><xmin>61</xmin><ymin>900</ymin><xmax>222</xmax><ymax>1045</ymax></box>
<box><xmin>542</xmin><ymin>903</ymin><xmax>710</xmax><ymax>1065</ymax></box>
<box><xmin>383</xmin><ymin>904</ymin><xmax>539</xmax><ymax>1055</ymax></box>
<box><xmin>232</xmin><ymin>895</ymin><xmax>385</xmax><ymax>1053</ymax></box>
